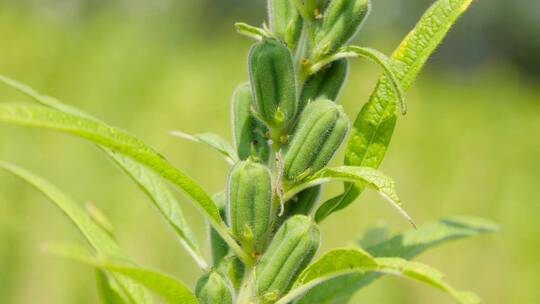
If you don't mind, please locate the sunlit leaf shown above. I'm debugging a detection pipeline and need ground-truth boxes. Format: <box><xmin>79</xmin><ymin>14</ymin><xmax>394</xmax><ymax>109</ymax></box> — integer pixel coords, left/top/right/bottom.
<box><xmin>284</xmin><ymin>166</ymin><xmax>415</xmax><ymax>227</ymax></box>
<box><xmin>282</xmin><ymin>248</ymin><xmax>479</xmax><ymax>304</ymax></box>
<box><xmin>317</xmin><ymin>0</ymin><xmax>475</xmax><ymax>222</ymax></box>
<box><xmin>294</xmin><ymin>216</ymin><xmax>496</xmax><ymax>303</ymax></box>
<box><xmin>170</xmin><ymin>130</ymin><xmax>237</xmax><ymax>165</ymax></box>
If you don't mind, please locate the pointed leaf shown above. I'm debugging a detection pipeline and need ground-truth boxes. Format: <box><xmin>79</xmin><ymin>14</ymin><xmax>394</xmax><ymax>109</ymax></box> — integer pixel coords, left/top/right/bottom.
<box><xmin>281</xmin><ymin>248</ymin><xmax>479</xmax><ymax>304</ymax></box>
<box><xmin>293</xmin><ymin>216</ymin><xmax>496</xmax><ymax>303</ymax></box>
<box><xmin>108</xmin><ymin>152</ymin><xmax>207</xmax><ymax>269</ymax></box>
<box><xmin>44</xmin><ymin>243</ymin><xmax>198</xmax><ymax>304</ymax></box>
<box><xmin>317</xmin><ymin>0</ymin><xmax>474</xmax><ymax>222</ymax></box>
<box><xmin>0</xmin><ymin>162</ymin><xmax>153</xmax><ymax>303</ymax></box>
<box><xmin>284</xmin><ymin>166</ymin><xmax>415</xmax><ymax>227</ymax></box>
<box><xmin>170</xmin><ymin>130</ymin><xmax>237</xmax><ymax>165</ymax></box>
<box><xmin>366</xmin><ymin>216</ymin><xmax>499</xmax><ymax>258</ymax></box>
<box><xmin>96</xmin><ymin>270</ymin><xmax>127</xmax><ymax>304</ymax></box>
<box><xmin>0</xmin><ymin>76</ymin><xmax>250</xmax><ymax>264</ymax></box>
<box><xmin>0</xmin><ymin>76</ymin><xmax>207</xmax><ymax>268</ymax></box>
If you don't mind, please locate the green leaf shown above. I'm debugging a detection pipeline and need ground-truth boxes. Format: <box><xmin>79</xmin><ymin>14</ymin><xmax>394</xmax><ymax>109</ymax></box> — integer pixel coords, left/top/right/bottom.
<box><xmin>366</xmin><ymin>216</ymin><xmax>499</xmax><ymax>258</ymax></box>
<box><xmin>280</xmin><ymin>248</ymin><xmax>479</xmax><ymax>304</ymax></box>
<box><xmin>96</xmin><ymin>270</ymin><xmax>128</xmax><ymax>304</ymax></box>
<box><xmin>0</xmin><ymin>76</ymin><xmax>250</xmax><ymax>264</ymax></box>
<box><xmin>170</xmin><ymin>130</ymin><xmax>238</xmax><ymax>165</ymax></box>
<box><xmin>317</xmin><ymin>0</ymin><xmax>474</xmax><ymax>222</ymax></box>
<box><xmin>0</xmin><ymin>162</ymin><xmax>153</xmax><ymax>304</ymax></box>
<box><xmin>107</xmin><ymin>152</ymin><xmax>208</xmax><ymax>269</ymax></box>
<box><xmin>44</xmin><ymin>243</ymin><xmax>199</xmax><ymax>304</ymax></box>
<box><xmin>0</xmin><ymin>102</ymin><xmax>221</xmax><ymax>225</ymax></box>
<box><xmin>293</xmin><ymin>216</ymin><xmax>496</xmax><ymax>303</ymax></box>
<box><xmin>0</xmin><ymin>75</ymin><xmax>208</xmax><ymax>268</ymax></box>
<box><xmin>284</xmin><ymin>166</ymin><xmax>415</xmax><ymax>227</ymax></box>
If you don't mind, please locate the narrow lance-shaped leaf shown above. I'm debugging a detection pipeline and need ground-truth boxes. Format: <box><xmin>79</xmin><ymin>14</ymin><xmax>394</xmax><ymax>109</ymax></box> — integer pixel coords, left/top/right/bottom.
<box><xmin>96</xmin><ymin>270</ymin><xmax>128</xmax><ymax>304</ymax></box>
<box><xmin>0</xmin><ymin>102</ymin><xmax>251</xmax><ymax>264</ymax></box>
<box><xmin>0</xmin><ymin>162</ymin><xmax>153</xmax><ymax>304</ymax></box>
<box><xmin>293</xmin><ymin>216</ymin><xmax>497</xmax><ymax>303</ymax></box>
<box><xmin>0</xmin><ymin>75</ymin><xmax>207</xmax><ymax>268</ymax></box>
<box><xmin>169</xmin><ymin>131</ymin><xmax>238</xmax><ymax>165</ymax></box>
<box><xmin>284</xmin><ymin>166</ymin><xmax>415</xmax><ymax>227</ymax></box>
<box><xmin>316</xmin><ymin>0</ymin><xmax>474</xmax><ymax>222</ymax></box>
<box><xmin>279</xmin><ymin>248</ymin><xmax>479</xmax><ymax>304</ymax></box>
<box><xmin>43</xmin><ymin>243</ymin><xmax>198</xmax><ymax>304</ymax></box>
<box><xmin>107</xmin><ymin>152</ymin><xmax>208</xmax><ymax>270</ymax></box>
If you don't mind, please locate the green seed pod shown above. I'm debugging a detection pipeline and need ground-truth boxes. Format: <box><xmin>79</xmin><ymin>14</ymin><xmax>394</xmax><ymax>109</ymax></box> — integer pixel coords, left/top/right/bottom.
<box><xmin>299</xmin><ymin>58</ymin><xmax>349</xmax><ymax>112</ymax></box>
<box><xmin>255</xmin><ymin>215</ymin><xmax>320</xmax><ymax>301</ymax></box>
<box><xmin>195</xmin><ymin>271</ymin><xmax>234</xmax><ymax>304</ymax></box>
<box><xmin>209</xmin><ymin>192</ymin><xmax>229</xmax><ymax>265</ymax></box>
<box><xmin>231</xmin><ymin>83</ymin><xmax>270</xmax><ymax>162</ymax></box>
<box><xmin>227</xmin><ymin>160</ymin><xmax>274</xmax><ymax>253</ymax></box>
<box><xmin>268</xmin><ymin>0</ymin><xmax>303</xmax><ymax>49</ymax></box>
<box><xmin>313</xmin><ymin>0</ymin><xmax>371</xmax><ymax>56</ymax></box>
<box><xmin>248</xmin><ymin>40</ymin><xmax>297</xmax><ymax>131</ymax></box>
<box><xmin>284</xmin><ymin>99</ymin><xmax>350</xmax><ymax>181</ymax></box>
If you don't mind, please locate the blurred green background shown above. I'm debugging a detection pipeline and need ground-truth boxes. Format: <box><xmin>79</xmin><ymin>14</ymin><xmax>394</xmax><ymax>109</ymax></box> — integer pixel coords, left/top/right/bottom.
<box><xmin>0</xmin><ymin>0</ymin><xmax>538</xmax><ymax>303</ymax></box>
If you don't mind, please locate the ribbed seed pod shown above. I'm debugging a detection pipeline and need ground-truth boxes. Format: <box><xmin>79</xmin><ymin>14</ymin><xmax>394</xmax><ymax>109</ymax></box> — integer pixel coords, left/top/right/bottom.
<box><xmin>300</xmin><ymin>58</ymin><xmax>349</xmax><ymax>112</ymax></box>
<box><xmin>231</xmin><ymin>83</ymin><xmax>270</xmax><ymax>162</ymax></box>
<box><xmin>284</xmin><ymin>99</ymin><xmax>350</xmax><ymax>181</ymax></box>
<box><xmin>255</xmin><ymin>215</ymin><xmax>320</xmax><ymax>302</ymax></box>
<box><xmin>248</xmin><ymin>40</ymin><xmax>297</xmax><ymax>131</ymax></box>
<box><xmin>313</xmin><ymin>0</ymin><xmax>371</xmax><ymax>56</ymax></box>
<box><xmin>195</xmin><ymin>271</ymin><xmax>234</xmax><ymax>304</ymax></box>
<box><xmin>209</xmin><ymin>192</ymin><xmax>229</xmax><ymax>265</ymax></box>
<box><xmin>268</xmin><ymin>0</ymin><xmax>303</xmax><ymax>48</ymax></box>
<box><xmin>227</xmin><ymin>160</ymin><xmax>274</xmax><ymax>253</ymax></box>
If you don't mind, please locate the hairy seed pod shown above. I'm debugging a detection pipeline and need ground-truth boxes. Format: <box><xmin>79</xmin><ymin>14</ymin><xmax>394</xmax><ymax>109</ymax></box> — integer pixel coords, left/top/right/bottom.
<box><xmin>249</xmin><ymin>40</ymin><xmax>297</xmax><ymax>131</ymax></box>
<box><xmin>300</xmin><ymin>58</ymin><xmax>349</xmax><ymax>112</ymax></box>
<box><xmin>313</xmin><ymin>0</ymin><xmax>371</xmax><ymax>56</ymax></box>
<box><xmin>209</xmin><ymin>192</ymin><xmax>229</xmax><ymax>265</ymax></box>
<box><xmin>227</xmin><ymin>160</ymin><xmax>274</xmax><ymax>253</ymax></box>
<box><xmin>255</xmin><ymin>215</ymin><xmax>320</xmax><ymax>302</ymax></box>
<box><xmin>195</xmin><ymin>271</ymin><xmax>234</xmax><ymax>304</ymax></box>
<box><xmin>284</xmin><ymin>99</ymin><xmax>350</xmax><ymax>181</ymax></box>
<box><xmin>231</xmin><ymin>83</ymin><xmax>270</xmax><ymax>162</ymax></box>
<box><xmin>268</xmin><ymin>0</ymin><xmax>303</xmax><ymax>48</ymax></box>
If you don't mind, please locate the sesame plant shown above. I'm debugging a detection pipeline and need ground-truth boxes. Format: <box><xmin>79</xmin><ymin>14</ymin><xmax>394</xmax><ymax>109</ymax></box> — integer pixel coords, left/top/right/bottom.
<box><xmin>0</xmin><ymin>0</ymin><xmax>497</xmax><ymax>303</ymax></box>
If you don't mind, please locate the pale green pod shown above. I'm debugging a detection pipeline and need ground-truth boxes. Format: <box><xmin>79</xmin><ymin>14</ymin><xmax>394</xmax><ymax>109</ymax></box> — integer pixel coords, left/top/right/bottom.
<box><xmin>195</xmin><ymin>271</ymin><xmax>234</xmax><ymax>304</ymax></box>
<box><xmin>284</xmin><ymin>99</ymin><xmax>350</xmax><ymax>181</ymax></box>
<box><xmin>313</xmin><ymin>0</ymin><xmax>371</xmax><ymax>56</ymax></box>
<box><xmin>268</xmin><ymin>0</ymin><xmax>303</xmax><ymax>48</ymax></box>
<box><xmin>209</xmin><ymin>192</ymin><xmax>229</xmax><ymax>265</ymax></box>
<box><xmin>231</xmin><ymin>83</ymin><xmax>270</xmax><ymax>162</ymax></box>
<box><xmin>248</xmin><ymin>40</ymin><xmax>297</xmax><ymax>131</ymax></box>
<box><xmin>255</xmin><ymin>215</ymin><xmax>320</xmax><ymax>302</ymax></box>
<box><xmin>226</xmin><ymin>160</ymin><xmax>274</xmax><ymax>253</ymax></box>
<box><xmin>299</xmin><ymin>58</ymin><xmax>349</xmax><ymax>112</ymax></box>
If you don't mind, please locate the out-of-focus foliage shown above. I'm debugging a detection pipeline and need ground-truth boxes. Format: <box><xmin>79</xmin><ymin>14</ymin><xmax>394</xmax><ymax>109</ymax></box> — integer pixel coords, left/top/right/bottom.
<box><xmin>0</xmin><ymin>0</ymin><xmax>538</xmax><ymax>304</ymax></box>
